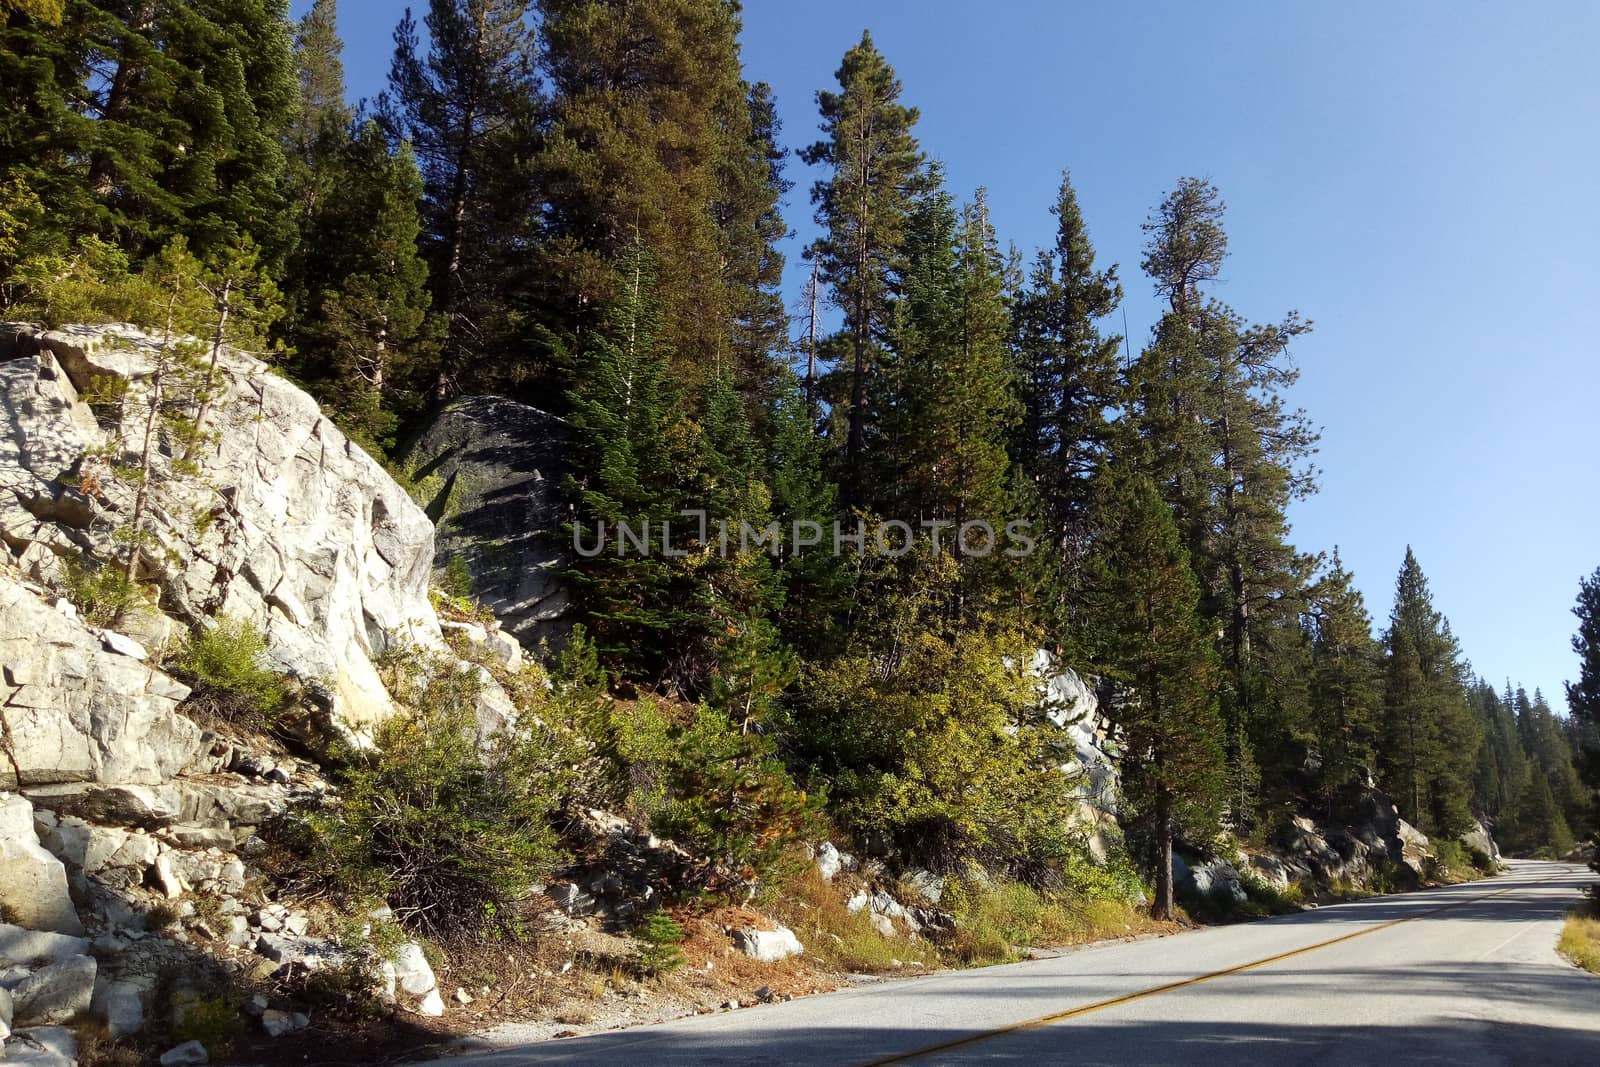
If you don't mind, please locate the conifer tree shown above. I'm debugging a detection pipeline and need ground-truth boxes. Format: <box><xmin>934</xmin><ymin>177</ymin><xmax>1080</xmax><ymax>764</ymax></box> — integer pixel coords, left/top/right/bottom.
<box><xmin>1306</xmin><ymin>550</ymin><xmax>1381</xmax><ymax>810</ymax></box>
<box><xmin>1377</xmin><ymin>548</ymin><xmax>1479</xmax><ymax>835</ymax></box>
<box><xmin>383</xmin><ymin>0</ymin><xmax>539</xmax><ymax>397</ymax></box>
<box><xmin>1566</xmin><ymin>566</ymin><xmax>1600</xmax><ymax>788</ymax></box>
<box><xmin>285</xmin><ymin>0</ymin><xmax>352</xmax><ymax>223</ymax></box>
<box><xmin>564</xmin><ymin>244</ymin><xmax>694</xmax><ymax>679</ymax></box>
<box><xmin>1086</xmin><ymin>473</ymin><xmax>1224</xmax><ymax>920</ymax></box>
<box><xmin>536</xmin><ymin>0</ymin><xmax>784</xmax><ymax>398</ymax></box>
<box><xmin>1129</xmin><ymin>177</ymin><xmax>1317</xmax><ymax>827</ymax></box>
<box><xmin>78</xmin><ymin>0</ymin><xmax>299</xmax><ymax>261</ymax></box>
<box><xmin>293</xmin><ymin>123</ymin><xmax>435</xmax><ymax>451</ymax></box>
<box><xmin>1012</xmin><ymin>169</ymin><xmax>1124</xmax><ymax>588</ymax></box>
<box><xmin>801</xmin><ymin>31</ymin><xmax>931</xmax><ymax>476</ymax></box>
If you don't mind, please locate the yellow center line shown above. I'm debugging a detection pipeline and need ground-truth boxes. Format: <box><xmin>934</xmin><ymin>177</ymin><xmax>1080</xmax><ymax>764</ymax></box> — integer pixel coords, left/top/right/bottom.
<box><xmin>858</xmin><ymin>872</ymin><xmax>1562</xmax><ymax>1066</ymax></box>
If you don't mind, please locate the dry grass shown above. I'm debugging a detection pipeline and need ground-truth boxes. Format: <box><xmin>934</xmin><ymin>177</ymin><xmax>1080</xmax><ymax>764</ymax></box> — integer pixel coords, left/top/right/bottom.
<box><xmin>945</xmin><ymin>883</ymin><xmax>1158</xmax><ymax>966</ymax></box>
<box><xmin>1558</xmin><ymin>905</ymin><xmax>1600</xmax><ymax>974</ymax></box>
<box><xmin>773</xmin><ymin>869</ymin><xmax>922</xmax><ymax>973</ymax></box>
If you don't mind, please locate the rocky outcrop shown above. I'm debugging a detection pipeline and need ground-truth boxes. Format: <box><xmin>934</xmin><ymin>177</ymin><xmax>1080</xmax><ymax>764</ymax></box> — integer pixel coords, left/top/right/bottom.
<box><xmin>404</xmin><ymin>396</ymin><xmax>571</xmax><ymax>651</ymax></box>
<box><xmin>1029</xmin><ymin>652</ymin><xmax>1122</xmax><ymax>863</ymax></box>
<box><xmin>0</xmin><ymin>576</ymin><xmax>204</xmax><ymax>791</ymax></box>
<box><xmin>0</xmin><ymin>323</ymin><xmax>446</xmax><ymax>733</ymax></box>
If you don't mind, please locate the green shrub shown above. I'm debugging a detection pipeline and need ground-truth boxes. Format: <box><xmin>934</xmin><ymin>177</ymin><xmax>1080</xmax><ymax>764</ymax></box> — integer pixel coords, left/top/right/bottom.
<box><xmin>1465</xmin><ymin>845</ymin><xmax>1495</xmax><ymax>872</ymax></box>
<box><xmin>61</xmin><ymin>556</ymin><xmax>140</xmax><ymax>627</ymax></box>
<box><xmin>788</xmin><ymin>610</ymin><xmax>1079</xmax><ymax>881</ymax></box>
<box><xmin>291</xmin><ymin>650</ymin><xmax>572</xmax><ymax>938</ymax></box>
<box><xmin>634</xmin><ymin>910</ymin><xmax>686</xmax><ymax>977</ymax></box>
<box><xmin>1236</xmin><ymin>865</ymin><xmax>1305</xmax><ymax>914</ymax></box>
<box><xmin>582</xmin><ymin>695</ymin><xmax>818</xmax><ymax>893</ymax></box>
<box><xmin>442</xmin><ymin>554</ymin><xmax>475</xmax><ymax>599</ymax></box>
<box><xmin>173</xmin><ymin>617</ymin><xmax>294</xmax><ymax>726</ymax></box>
<box><xmin>170</xmin><ymin>994</ymin><xmax>237</xmax><ymax>1056</ymax></box>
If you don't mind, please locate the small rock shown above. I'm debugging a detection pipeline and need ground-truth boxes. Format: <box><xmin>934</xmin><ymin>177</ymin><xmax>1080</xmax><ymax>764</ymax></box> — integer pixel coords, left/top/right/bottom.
<box><xmin>260</xmin><ymin>1008</ymin><xmax>310</xmax><ymax>1037</ymax></box>
<box><xmin>870</xmin><ymin>913</ymin><xmax>896</xmax><ymax>938</ymax></box>
<box><xmin>417</xmin><ymin>988</ymin><xmax>445</xmax><ymax>1017</ymax></box>
<box><xmin>283</xmin><ymin>911</ymin><xmax>310</xmax><ymax>937</ymax></box>
<box><xmin>453</xmin><ymin>987</ymin><xmax>474</xmax><ymax>1005</ymax></box>
<box><xmin>159</xmin><ymin>1039</ymin><xmax>209</xmax><ymax>1066</ymax></box>
<box><xmin>95</xmin><ymin>629</ymin><xmax>149</xmax><ymax>660</ymax></box>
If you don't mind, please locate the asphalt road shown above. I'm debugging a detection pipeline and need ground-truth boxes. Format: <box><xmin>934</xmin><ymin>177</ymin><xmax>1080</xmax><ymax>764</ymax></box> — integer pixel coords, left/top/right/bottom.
<box><xmin>429</xmin><ymin>859</ymin><xmax>1600</xmax><ymax>1066</ymax></box>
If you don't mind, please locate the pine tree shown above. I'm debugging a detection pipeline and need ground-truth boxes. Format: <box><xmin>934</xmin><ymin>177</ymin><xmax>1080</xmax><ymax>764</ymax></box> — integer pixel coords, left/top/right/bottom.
<box><xmin>1306</xmin><ymin>550</ymin><xmax>1381</xmax><ymax>811</ymax></box>
<box><xmin>1086</xmin><ymin>473</ymin><xmax>1225</xmax><ymax>920</ymax></box>
<box><xmin>1129</xmin><ymin>177</ymin><xmax>1317</xmax><ymax>828</ymax></box>
<box><xmin>1011</xmin><ymin>169</ymin><xmax>1124</xmax><ymax>594</ymax></box>
<box><xmin>535</xmin><ymin>0</ymin><xmax>784</xmax><ymax>399</ymax></box>
<box><xmin>285</xmin><ymin>0</ymin><xmax>352</xmax><ymax>224</ymax></box>
<box><xmin>1566</xmin><ymin>566</ymin><xmax>1600</xmax><ymax>789</ymax></box>
<box><xmin>800</xmin><ymin>30</ymin><xmax>931</xmax><ymax>478</ymax></box>
<box><xmin>383</xmin><ymin>0</ymin><xmax>539</xmax><ymax>397</ymax></box>
<box><xmin>292</xmin><ymin>123</ymin><xmax>436</xmax><ymax>451</ymax></box>
<box><xmin>564</xmin><ymin>243</ymin><xmax>694</xmax><ymax>679</ymax></box>
<box><xmin>79</xmin><ymin>0</ymin><xmax>299</xmax><ymax>262</ymax></box>
<box><xmin>1377</xmin><ymin>547</ymin><xmax>1479</xmax><ymax>836</ymax></box>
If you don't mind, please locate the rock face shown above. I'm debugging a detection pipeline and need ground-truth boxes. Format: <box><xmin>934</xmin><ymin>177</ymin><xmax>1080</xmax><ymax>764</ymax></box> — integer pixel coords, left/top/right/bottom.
<box><xmin>0</xmin><ymin>323</ymin><xmax>446</xmax><ymax>732</ymax></box>
<box><xmin>404</xmin><ymin>396</ymin><xmax>570</xmax><ymax>650</ymax></box>
<box><xmin>1029</xmin><ymin>651</ymin><xmax>1123</xmax><ymax>863</ymax></box>
<box><xmin>0</xmin><ymin>576</ymin><xmax>203</xmax><ymax>791</ymax></box>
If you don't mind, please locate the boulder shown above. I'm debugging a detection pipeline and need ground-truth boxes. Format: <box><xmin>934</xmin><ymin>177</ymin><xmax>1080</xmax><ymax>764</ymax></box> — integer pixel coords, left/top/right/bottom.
<box><xmin>0</xmin><ymin>985</ymin><xmax>10</xmax><ymax>1041</ymax></box>
<box><xmin>1176</xmin><ymin>855</ymin><xmax>1248</xmax><ymax>905</ymax></box>
<box><xmin>1246</xmin><ymin>854</ymin><xmax>1291</xmax><ymax>891</ymax></box>
<box><xmin>814</xmin><ymin>842</ymin><xmax>848</xmax><ymax>882</ymax></box>
<box><xmin>0</xmin><ymin>325</ymin><xmax>448</xmax><ymax>735</ymax></box>
<box><xmin>11</xmin><ymin>954</ymin><xmax>95</xmax><ymax>1025</ymax></box>
<box><xmin>403</xmin><ymin>396</ymin><xmax>571</xmax><ymax>650</ymax></box>
<box><xmin>0</xmin><ymin>795</ymin><xmax>84</xmax><ymax>936</ymax></box>
<box><xmin>381</xmin><ymin>941</ymin><xmax>444</xmax><ymax>1016</ymax></box>
<box><xmin>1029</xmin><ymin>651</ymin><xmax>1120</xmax><ymax>816</ymax></box>
<box><xmin>1461</xmin><ymin>819</ymin><xmax>1500</xmax><ymax>862</ymax></box>
<box><xmin>731</xmin><ymin>925</ymin><xmax>803</xmax><ymax>962</ymax></box>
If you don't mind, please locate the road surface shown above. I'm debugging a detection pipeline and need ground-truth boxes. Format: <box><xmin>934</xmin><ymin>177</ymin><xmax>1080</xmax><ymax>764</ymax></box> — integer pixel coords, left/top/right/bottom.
<box><xmin>430</xmin><ymin>859</ymin><xmax>1599</xmax><ymax>1066</ymax></box>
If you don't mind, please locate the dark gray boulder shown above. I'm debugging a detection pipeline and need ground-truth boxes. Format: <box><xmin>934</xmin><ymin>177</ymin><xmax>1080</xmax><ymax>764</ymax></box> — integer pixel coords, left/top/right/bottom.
<box><xmin>404</xmin><ymin>396</ymin><xmax>571</xmax><ymax>650</ymax></box>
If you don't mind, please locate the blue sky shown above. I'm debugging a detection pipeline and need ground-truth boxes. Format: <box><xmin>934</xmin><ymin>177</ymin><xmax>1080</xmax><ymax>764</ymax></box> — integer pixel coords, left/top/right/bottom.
<box><xmin>308</xmin><ymin>1</ymin><xmax>1599</xmax><ymax>706</ymax></box>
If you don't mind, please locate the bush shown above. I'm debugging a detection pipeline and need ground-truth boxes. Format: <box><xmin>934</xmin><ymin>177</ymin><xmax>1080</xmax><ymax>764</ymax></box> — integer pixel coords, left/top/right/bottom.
<box><xmin>583</xmin><ymin>695</ymin><xmax>818</xmax><ymax>894</ymax></box>
<box><xmin>1236</xmin><ymin>866</ymin><xmax>1305</xmax><ymax>914</ymax></box>
<box><xmin>634</xmin><ymin>910</ymin><xmax>686</xmax><ymax>977</ymax></box>
<box><xmin>290</xmin><ymin>650</ymin><xmax>572</xmax><ymax>938</ymax></box>
<box><xmin>61</xmin><ymin>556</ymin><xmax>140</xmax><ymax>627</ymax></box>
<box><xmin>555</xmin><ymin>627</ymin><xmax>818</xmax><ymax>894</ymax></box>
<box><xmin>789</xmin><ymin>611</ymin><xmax>1080</xmax><ymax>880</ymax></box>
<box><xmin>173</xmin><ymin>617</ymin><xmax>294</xmax><ymax>726</ymax></box>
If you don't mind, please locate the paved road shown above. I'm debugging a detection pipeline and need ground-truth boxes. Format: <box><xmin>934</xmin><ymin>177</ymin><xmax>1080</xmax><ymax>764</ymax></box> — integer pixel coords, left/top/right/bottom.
<box><xmin>430</xmin><ymin>860</ymin><xmax>1600</xmax><ymax>1066</ymax></box>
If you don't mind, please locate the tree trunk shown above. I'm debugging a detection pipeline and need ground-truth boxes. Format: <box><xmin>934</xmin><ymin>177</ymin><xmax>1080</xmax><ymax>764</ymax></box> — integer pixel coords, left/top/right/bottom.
<box><xmin>1154</xmin><ymin>786</ymin><xmax>1175</xmax><ymax>921</ymax></box>
<box><xmin>185</xmin><ymin>278</ymin><xmax>232</xmax><ymax>462</ymax></box>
